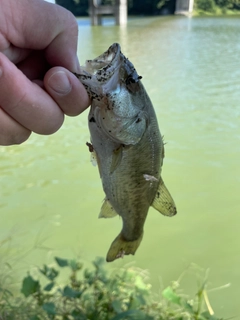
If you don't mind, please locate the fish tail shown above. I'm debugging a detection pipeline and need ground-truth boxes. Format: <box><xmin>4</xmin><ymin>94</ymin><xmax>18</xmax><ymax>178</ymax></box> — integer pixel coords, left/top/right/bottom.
<box><xmin>106</xmin><ymin>232</ymin><xmax>143</xmax><ymax>262</ymax></box>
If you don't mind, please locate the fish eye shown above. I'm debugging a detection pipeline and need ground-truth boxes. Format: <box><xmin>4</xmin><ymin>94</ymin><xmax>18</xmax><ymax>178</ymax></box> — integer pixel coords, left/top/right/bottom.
<box><xmin>125</xmin><ymin>75</ymin><xmax>135</xmax><ymax>86</ymax></box>
<box><xmin>125</xmin><ymin>75</ymin><xmax>142</xmax><ymax>86</ymax></box>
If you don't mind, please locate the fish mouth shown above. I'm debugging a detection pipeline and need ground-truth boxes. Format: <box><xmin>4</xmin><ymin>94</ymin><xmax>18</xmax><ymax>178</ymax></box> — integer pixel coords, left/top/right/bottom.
<box><xmin>82</xmin><ymin>43</ymin><xmax>121</xmax><ymax>76</ymax></box>
<box><xmin>76</xmin><ymin>43</ymin><xmax>141</xmax><ymax>95</ymax></box>
<box><xmin>80</xmin><ymin>43</ymin><xmax>121</xmax><ymax>82</ymax></box>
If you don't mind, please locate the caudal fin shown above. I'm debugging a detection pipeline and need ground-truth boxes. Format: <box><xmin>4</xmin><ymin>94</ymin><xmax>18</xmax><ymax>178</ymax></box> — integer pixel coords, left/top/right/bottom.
<box><xmin>106</xmin><ymin>233</ymin><xmax>143</xmax><ymax>262</ymax></box>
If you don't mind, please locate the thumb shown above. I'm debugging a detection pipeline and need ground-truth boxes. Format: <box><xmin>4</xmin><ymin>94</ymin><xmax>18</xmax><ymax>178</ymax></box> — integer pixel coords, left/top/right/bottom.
<box><xmin>44</xmin><ymin>67</ymin><xmax>90</xmax><ymax>117</ymax></box>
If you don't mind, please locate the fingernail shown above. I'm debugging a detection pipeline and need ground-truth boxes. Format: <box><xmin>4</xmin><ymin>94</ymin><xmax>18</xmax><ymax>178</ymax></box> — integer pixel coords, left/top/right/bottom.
<box><xmin>48</xmin><ymin>71</ymin><xmax>72</xmax><ymax>95</ymax></box>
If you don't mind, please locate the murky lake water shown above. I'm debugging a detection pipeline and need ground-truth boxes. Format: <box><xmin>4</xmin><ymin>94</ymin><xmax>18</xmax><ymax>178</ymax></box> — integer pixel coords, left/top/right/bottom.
<box><xmin>1</xmin><ymin>16</ymin><xmax>240</xmax><ymax>317</ymax></box>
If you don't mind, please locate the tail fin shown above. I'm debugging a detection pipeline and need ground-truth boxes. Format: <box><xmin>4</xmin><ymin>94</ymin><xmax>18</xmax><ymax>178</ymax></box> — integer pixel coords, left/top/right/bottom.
<box><xmin>106</xmin><ymin>232</ymin><xmax>143</xmax><ymax>262</ymax></box>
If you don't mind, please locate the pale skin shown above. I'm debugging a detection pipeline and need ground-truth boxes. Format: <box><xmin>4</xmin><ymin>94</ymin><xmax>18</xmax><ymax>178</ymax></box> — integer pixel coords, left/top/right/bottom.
<box><xmin>0</xmin><ymin>0</ymin><xmax>90</xmax><ymax>146</ymax></box>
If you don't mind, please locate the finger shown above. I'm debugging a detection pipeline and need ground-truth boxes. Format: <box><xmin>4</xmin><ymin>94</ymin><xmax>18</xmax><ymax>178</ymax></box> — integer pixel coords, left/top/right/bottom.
<box><xmin>17</xmin><ymin>50</ymin><xmax>50</xmax><ymax>80</ymax></box>
<box><xmin>0</xmin><ymin>108</ymin><xmax>31</xmax><ymax>146</ymax></box>
<box><xmin>2</xmin><ymin>0</ymin><xmax>80</xmax><ymax>71</ymax></box>
<box><xmin>1</xmin><ymin>44</ymin><xmax>31</xmax><ymax>65</ymax></box>
<box><xmin>0</xmin><ymin>52</ymin><xmax>64</xmax><ymax>135</ymax></box>
<box><xmin>44</xmin><ymin>67</ymin><xmax>90</xmax><ymax>117</ymax></box>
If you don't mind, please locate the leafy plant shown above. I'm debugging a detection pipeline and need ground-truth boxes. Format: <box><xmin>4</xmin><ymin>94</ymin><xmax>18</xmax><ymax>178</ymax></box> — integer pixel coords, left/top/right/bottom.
<box><xmin>194</xmin><ymin>0</ymin><xmax>216</xmax><ymax>12</ymax></box>
<box><xmin>211</xmin><ymin>0</ymin><xmax>240</xmax><ymax>9</ymax></box>
<box><xmin>0</xmin><ymin>257</ymin><xmax>226</xmax><ymax>320</ymax></box>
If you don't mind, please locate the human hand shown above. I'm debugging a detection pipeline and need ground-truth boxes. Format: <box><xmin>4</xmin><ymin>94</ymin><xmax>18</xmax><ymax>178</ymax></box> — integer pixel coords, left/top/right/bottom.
<box><xmin>0</xmin><ymin>0</ymin><xmax>90</xmax><ymax>146</ymax></box>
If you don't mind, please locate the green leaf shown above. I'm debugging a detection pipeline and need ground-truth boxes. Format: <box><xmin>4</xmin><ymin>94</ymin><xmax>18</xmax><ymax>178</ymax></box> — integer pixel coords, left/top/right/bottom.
<box><xmin>181</xmin><ymin>300</ymin><xmax>194</xmax><ymax>313</ymax></box>
<box><xmin>42</xmin><ymin>302</ymin><xmax>56</xmax><ymax>315</ymax></box>
<box><xmin>39</xmin><ymin>265</ymin><xmax>59</xmax><ymax>281</ymax></box>
<box><xmin>55</xmin><ymin>257</ymin><xmax>69</xmax><ymax>267</ymax></box>
<box><xmin>21</xmin><ymin>275</ymin><xmax>40</xmax><ymax>297</ymax></box>
<box><xmin>84</xmin><ymin>269</ymin><xmax>95</xmax><ymax>285</ymax></box>
<box><xmin>62</xmin><ymin>285</ymin><xmax>81</xmax><ymax>298</ymax></box>
<box><xmin>200</xmin><ymin>311</ymin><xmax>221</xmax><ymax>320</ymax></box>
<box><xmin>128</xmin><ymin>294</ymin><xmax>146</xmax><ymax>310</ymax></box>
<box><xmin>44</xmin><ymin>282</ymin><xmax>55</xmax><ymax>291</ymax></box>
<box><xmin>93</xmin><ymin>256</ymin><xmax>105</xmax><ymax>269</ymax></box>
<box><xmin>162</xmin><ymin>286</ymin><xmax>181</xmax><ymax>305</ymax></box>
<box><xmin>69</xmin><ymin>259</ymin><xmax>82</xmax><ymax>272</ymax></box>
<box><xmin>111</xmin><ymin>310</ymin><xmax>150</xmax><ymax>320</ymax></box>
<box><xmin>112</xmin><ymin>300</ymin><xmax>123</xmax><ymax>313</ymax></box>
<box><xmin>134</xmin><ymin>275</ymin><xmax>148</xmax><ymax>290</ymax></box>
<box><xmin>71</xmin><ymin>309</ymin><xmax>87</xmax><ymax>319</ymax></box>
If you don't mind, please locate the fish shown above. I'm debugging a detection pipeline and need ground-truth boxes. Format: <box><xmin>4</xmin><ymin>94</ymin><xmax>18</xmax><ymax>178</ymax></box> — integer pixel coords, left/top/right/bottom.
<box><xmin>74</xmin><ymin>43</ymin><xmax>177</xmax><ymax>262</ymax></box>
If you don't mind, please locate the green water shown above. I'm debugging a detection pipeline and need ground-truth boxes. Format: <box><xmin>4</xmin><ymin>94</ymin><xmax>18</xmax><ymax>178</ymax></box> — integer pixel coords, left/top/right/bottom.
<box><xmin>1</xmin><ymin>16</ymin><xmax>240</xmax><ymax>317</ymax></box>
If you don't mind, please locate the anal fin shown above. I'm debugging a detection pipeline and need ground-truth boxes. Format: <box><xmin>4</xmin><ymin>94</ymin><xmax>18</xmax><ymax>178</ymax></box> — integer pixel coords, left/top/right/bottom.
<box><xmin>152</xmin><ymin>177</ymin><xmax>177</xmax><ymax>217</ymax></box>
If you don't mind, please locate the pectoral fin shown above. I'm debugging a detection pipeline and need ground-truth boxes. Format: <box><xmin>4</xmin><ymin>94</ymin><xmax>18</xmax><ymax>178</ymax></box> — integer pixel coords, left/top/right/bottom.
<box><xmin>152</xmin><ymin>177</ymin><xmax>177</xmax><ymax>217</ymax></box>
<box><xmin>110</xmin><ymin>145</ymin><xmax>123</xmax><ymax>174</ymax></box>
<box><xmin>99</xmin><ymin>198</ymin><xmax>118</xmax><ymax>218</ymax></box>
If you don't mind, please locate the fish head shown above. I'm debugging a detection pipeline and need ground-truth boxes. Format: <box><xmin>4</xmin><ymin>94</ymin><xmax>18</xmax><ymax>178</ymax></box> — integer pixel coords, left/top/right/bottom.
<box><xmin>78</xmin><ymin>43</ymin><xmax>145</xmax><ymax>114</ymax></box>
<box><xmin>77</xmin><ymin>43</ymin><xmax>150</xmax><ymax>145</ymax></box>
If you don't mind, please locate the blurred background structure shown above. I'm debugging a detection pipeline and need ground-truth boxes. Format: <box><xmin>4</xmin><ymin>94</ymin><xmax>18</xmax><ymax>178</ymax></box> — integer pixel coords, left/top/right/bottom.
<box><xmin>55</xmin><ymin>0</ymin><xmax>179</xmax><ymax>17</ymax></box>
<box><xmin>48</xmin><ymin>0</ymin><xmax>240</xmax><ymax>17</ymax></box>
<box><xmin>88</xmin><ymin>0</ymin><xmax>127</xmax><ymax>25</ymax></box>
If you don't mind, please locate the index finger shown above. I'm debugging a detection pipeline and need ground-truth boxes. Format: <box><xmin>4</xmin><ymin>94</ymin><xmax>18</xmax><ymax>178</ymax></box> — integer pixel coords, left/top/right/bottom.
<box><xmin>0</xmin><ymin>52</ymin><xmax>64</xmax><ymax>135</ymax></box>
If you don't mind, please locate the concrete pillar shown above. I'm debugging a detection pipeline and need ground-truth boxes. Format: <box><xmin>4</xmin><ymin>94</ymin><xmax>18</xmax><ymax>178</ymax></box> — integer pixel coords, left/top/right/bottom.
<box><xmin>89</xmin><ymin>0</ymin><xmax>128</xmax><ymax>26</ymax></box>
<box><xmin>175</xmin><ymin>0</ymin><xmax>194</xmax><ymax>14</ymax></box>
<box><xmin>117</xmin><ymin>0</ymin><xmax>127</xmax><ymax>25</ymax></box>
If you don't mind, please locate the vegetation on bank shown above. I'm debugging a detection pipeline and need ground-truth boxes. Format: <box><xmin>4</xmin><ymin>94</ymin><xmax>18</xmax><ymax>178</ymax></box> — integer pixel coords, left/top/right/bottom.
<box><xmin>193</xmin><ymin>0</ymin><xmax>240</xmax><ymax>15</ymax></box>
<box><xmin>0</xmin><ymin>256</ymin><xmax>225</xmax><ymax>320</ymax></box>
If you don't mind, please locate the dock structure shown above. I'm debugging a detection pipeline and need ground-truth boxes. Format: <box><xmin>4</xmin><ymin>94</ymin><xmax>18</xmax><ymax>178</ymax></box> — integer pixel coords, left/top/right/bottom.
<box><xmin>88</xmin><ymin>0</ymin><xmax>127</xmax><ymax>25</ymax></box>
<box><xmin>175</xmin><ymin>0</ymin><xmax>194</xmax><ymax>15</ymax></box>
